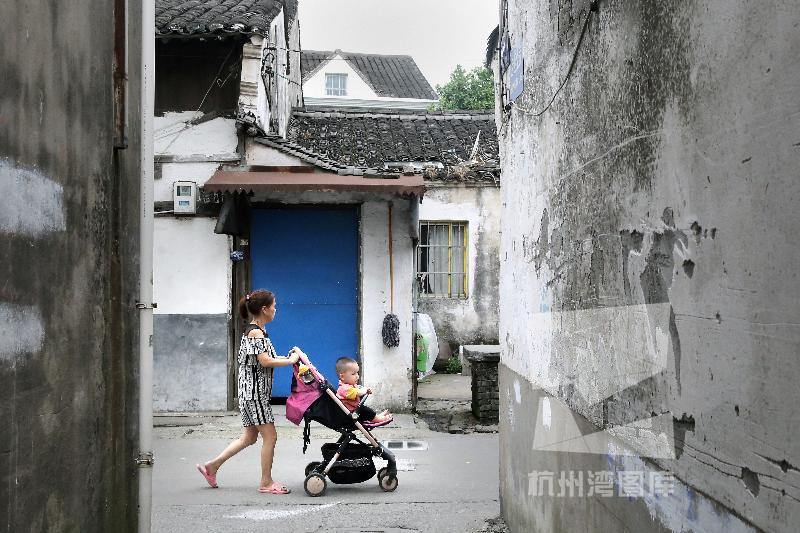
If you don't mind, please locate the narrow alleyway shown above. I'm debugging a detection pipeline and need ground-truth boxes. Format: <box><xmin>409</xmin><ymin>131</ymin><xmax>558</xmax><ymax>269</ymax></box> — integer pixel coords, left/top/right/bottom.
<box><xmin>152</xmin><ymin>407</ymin><xmax>500</xmax><ymax>532</ymax></box>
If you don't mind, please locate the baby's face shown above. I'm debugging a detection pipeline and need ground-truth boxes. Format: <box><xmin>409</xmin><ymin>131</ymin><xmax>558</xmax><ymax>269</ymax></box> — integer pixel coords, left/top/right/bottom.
<box><xmin>339</xmin><ymin>363</ymin><xmax>360</xmax><ymax>386</ymax></box>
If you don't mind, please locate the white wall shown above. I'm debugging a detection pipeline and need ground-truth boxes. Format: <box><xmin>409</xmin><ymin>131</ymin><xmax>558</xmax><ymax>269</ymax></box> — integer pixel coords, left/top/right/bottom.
<box><xmin>245</xmin><ymin>139</ymin><xmax>313</xmax><ymax>167</ymax></box>
<box><xmin>360</xmin><ymin>200</ymin><xmax>415</xmax><ymax>409</ymax></box>
<box><xmin>153</xmin><ymin>112</ymin><xmax>238</xmax><ymax>202</ymax></box>
<box><xmin>154</xmin><ymin>113</ymin><xmax>238</xmax><ymax>157</ymax></box>
<box><xmin>153</xmin><ymin>217</ymin><xmax>230</xmax><ymax>315</ymax></box>
<box><xmin>154</xmin><ymin>162</ymin><xmax>220</xmax><ymax>203</ymax></box>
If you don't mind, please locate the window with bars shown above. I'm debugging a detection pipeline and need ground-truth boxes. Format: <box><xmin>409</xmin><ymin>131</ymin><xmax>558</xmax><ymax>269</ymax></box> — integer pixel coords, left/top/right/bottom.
<box><xmin>325</xmin><ymin>73</ymin><xmax>347</xmax><ymax>96</ymax></box>
<box><xmin>417</xmin><ymin>221</ymin><xmax>468</xmax><ymax>298</ymax></box>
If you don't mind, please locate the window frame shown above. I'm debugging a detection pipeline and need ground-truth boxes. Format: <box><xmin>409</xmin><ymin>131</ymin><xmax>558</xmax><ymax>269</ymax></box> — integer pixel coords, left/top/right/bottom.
<box><xmin>325</xmin><ymin>73</ymin><xmax>348</xmax><ymax>96</ymax></box>
<box><xmin>416</xmin><ymin>220</ymin><xmax>469</xmax><ymax>299</ymax></box>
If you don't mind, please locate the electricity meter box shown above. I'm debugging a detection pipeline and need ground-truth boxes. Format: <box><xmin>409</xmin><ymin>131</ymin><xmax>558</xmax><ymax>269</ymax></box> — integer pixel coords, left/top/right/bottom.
<box><xmin>173</xmin><ymin>181</ymin><xmax>197</xmax><ymax>214</ymax></box>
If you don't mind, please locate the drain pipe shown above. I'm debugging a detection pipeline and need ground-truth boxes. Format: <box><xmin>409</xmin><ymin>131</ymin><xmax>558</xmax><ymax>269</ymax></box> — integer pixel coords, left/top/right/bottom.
<box><xmin>136</xmin><ymin>0</ymin><xmax>156</xmax><ymax>531</ymax></box>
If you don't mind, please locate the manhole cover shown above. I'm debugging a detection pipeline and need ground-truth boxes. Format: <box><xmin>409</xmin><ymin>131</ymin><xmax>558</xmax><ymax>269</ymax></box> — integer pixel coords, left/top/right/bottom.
<box><xmin>381</xmin><ymin>439</ymin><xmax>429</xmax><ymax>450</ymax></box>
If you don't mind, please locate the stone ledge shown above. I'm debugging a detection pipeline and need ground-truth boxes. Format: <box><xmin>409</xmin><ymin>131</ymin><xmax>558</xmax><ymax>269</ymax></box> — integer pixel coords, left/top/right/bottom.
<box><xmin>463</xmin><ymin>344</ymin><xmax>501</xmax><ymax>362</ymax></box>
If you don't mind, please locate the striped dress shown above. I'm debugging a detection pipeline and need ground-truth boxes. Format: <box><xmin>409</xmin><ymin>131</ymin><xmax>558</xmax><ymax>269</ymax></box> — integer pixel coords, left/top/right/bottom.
<box><xmin>237</xmin><ymin>323</ymin><xmax>276</xmax><ymax>426</ymax></box>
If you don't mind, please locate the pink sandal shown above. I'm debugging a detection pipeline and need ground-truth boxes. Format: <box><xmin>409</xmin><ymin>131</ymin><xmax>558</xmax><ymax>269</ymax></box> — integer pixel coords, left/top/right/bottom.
<box><xmin>196</xmin><ymin>464</ymin><xmax>218</xmax><ymax>488</ymax></box>
<box><xmin>258</xmin><ymin>482</ymin><xmax>291</xmax><ymax>494</ymax></box>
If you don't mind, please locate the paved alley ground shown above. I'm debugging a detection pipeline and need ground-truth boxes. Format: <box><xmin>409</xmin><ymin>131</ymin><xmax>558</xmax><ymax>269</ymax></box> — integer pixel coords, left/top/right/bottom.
<box><xmin>153</xmin><ymin>404</ymin><xmax>499</xmax><ymax>533</ymax></box>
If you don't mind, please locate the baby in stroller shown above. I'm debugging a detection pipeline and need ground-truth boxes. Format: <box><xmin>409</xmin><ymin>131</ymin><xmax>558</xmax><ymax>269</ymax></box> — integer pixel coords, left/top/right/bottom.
<box><xmin>286</xmin><ymin>352</ymin><xmax>399</xmax><ymax>497</ymax></box>
<box><xmin>335</xmin><ymin>357</ymin><xmax>393</xmax><ymax>425</ymax></box>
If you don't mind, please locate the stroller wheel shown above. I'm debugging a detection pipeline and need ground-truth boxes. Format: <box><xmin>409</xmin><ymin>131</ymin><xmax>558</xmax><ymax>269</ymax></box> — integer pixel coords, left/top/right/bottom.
<box><xmin>379</xmin><ymin>474</ymin><xmax>398</xmax><ymax>492</ymax></box>
<box><xmin>304</xmin><ymin>473</ymin><xmax>327</xmax><ymax>497</ymax></box>
<box><xmin>377</xmin><ymin>467</ymin><xmax>389</xmax><ymax>480</ymax></box>
<box><xmin>305</xmin><ymin>461</ymin><xmax>322</xmax><ymax>477</ymax></box>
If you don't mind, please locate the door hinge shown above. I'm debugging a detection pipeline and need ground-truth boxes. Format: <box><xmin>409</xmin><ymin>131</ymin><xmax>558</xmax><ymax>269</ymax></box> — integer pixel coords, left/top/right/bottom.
<box><xmin>135</xmin><ymin>451</ymin><xmax>155</xmax><ymax>467</ymax></box>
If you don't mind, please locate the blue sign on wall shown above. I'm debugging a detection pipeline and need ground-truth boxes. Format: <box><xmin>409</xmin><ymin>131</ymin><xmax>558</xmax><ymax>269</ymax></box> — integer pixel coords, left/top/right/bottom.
<box><xmin>509</xmin><ymin>38</ymin><xmax>524</xmax><ymax>102</ymax></box>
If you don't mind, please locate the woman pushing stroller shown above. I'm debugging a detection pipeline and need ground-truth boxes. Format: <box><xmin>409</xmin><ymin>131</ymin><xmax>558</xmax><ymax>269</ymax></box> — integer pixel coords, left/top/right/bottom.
<box><xmin>196</xmin><ymin>289</ymin><xmax>301</xmax><ymax>494</ymax></box>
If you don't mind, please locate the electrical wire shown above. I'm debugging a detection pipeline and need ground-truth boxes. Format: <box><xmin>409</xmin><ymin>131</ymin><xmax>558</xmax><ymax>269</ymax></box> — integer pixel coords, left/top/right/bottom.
<box><xmin>154</xmin><ymin>45</ymin><xmax>239</xmax><ymax>141</ymax></box>
<box><xmin>273</xmin><ymin>70</ymin><xmax>303</xmax><ymax>87</ymax></box>
<box><xmin>511</xmin><ymin>0</ymin><xmax>598</xmax><ymax>117</ymax></box>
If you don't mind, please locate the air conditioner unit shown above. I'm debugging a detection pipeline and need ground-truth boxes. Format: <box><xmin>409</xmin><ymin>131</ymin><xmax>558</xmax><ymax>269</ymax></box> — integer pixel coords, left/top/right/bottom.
<box><xmin>173</xmin><ymin>181</ymin><xmax>197</xmax><ymax>214</ymax></box>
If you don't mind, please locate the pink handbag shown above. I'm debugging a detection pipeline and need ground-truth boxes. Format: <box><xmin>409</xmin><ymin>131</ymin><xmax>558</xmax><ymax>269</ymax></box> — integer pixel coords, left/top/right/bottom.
<box><xmin>285</xmin><ymin>364</ymin><xmax>323</xmax><ymax>425</ymax></box>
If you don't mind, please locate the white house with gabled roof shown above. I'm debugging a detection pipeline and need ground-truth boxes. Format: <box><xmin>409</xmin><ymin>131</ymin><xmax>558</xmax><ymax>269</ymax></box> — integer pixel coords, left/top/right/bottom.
<box><xmin>301</xmin><ymin>49</ymin><xmax>439</xmax><ymax>110</ymax></box>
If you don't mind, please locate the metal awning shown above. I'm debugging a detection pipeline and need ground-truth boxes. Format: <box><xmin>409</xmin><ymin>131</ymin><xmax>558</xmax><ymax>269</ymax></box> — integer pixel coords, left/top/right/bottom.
<box><xmin>203</xmin><ymin>166</ymin><xmax>425</xmax><ymax>197</ymax></box>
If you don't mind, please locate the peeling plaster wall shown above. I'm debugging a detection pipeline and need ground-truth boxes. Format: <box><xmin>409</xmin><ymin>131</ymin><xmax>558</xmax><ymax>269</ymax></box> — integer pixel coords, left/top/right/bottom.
<box><xmin>0</xmin><ymin>0</ymin><xmax>142</xmax><ymax>529</ymax></box>
<box><xmin>416</xmin><ymin>184</ymin><xmax>501</xmax><ymax>349</ymax></box>
<box><xmin>497</xmin><ymin>1</ymin><xmax>800</xmax><ymax>532</ymax></box>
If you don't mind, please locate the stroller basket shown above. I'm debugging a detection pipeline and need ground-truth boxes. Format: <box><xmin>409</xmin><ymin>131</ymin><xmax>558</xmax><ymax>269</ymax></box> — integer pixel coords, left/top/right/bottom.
<box><xmin>320</xmin><ymin>442</ymin><xmax>376</xmax><ymax>484</ymax></box>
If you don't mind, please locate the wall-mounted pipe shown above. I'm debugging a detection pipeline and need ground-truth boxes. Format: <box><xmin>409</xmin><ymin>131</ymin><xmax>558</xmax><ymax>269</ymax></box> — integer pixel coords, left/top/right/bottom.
<box><xmin>137</xmin><ymin>0</ymin><xmax>155</xmax><ymax>531</ymax></box>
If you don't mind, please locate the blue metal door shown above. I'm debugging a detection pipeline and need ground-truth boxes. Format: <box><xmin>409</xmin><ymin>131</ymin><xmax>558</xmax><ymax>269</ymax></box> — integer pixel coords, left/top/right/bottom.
<box><xmin>250</xmin><ymin>207</ymin><xmax>359</xmax><ymax>397</ymax></box>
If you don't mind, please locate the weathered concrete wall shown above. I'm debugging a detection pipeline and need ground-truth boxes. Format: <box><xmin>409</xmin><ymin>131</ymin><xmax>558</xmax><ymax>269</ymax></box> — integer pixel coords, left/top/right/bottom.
<box><xmin>153</xmin><ymin>314</ymin><xmax>228</xmax><ymax>411</ymax></box>
<box><xmin>497</xmin><ymin>1</ymin><xmax>800</xmax><ymax>532</ymax></box>
<box><xmin>0</xmin><ymin>0</ymin><xmax>141</xmax><ymax>530</ymax></box>
<box><xmin>417</xmin><ymin>184</ymin><xmax>501</xmax><ymax>349</ymax></box>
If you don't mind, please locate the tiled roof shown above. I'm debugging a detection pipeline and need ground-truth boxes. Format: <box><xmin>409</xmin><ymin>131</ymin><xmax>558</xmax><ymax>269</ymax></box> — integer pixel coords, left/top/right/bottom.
<box><xmin>155</xmin><ymin>0</ymin><xmax>285</xmax><ymax>36</ymax></box>
<box><xmin>301</xmin><ymin>50</ymin><xmax>438</xmax><ymax>101</ymax></box>
<box><xmin>284</xmin><ymin>108</ymin><xmax>500</xmax><ymax>183</ymax></box>
<box><xmin>282</xmin><ymin>0</ymin><xmax>298</xmax><ymax>27</ymax></box>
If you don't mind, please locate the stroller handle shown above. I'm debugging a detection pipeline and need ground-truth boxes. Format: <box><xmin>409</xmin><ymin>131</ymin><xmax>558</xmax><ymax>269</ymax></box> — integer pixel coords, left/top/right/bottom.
<box><xmin>296</xmin><ymin>351</ymin><xmax>327</xmax><ymax>383</ymax></box>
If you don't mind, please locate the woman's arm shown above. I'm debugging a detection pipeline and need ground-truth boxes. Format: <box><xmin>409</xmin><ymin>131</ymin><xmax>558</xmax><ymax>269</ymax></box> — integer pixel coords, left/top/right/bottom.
<box><xmin>257</xmin><ymin>351</ymin><xmax>298</xmax><ymax>368</ymax></box>
<box><xmin>248</xmin><ymin>330</ymin><xmax>300</xmax><ymax>368</ymax></box>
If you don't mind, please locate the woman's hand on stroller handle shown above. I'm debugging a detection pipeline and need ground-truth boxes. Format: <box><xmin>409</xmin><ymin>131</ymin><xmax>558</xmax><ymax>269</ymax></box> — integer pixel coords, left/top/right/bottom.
<box><xmin>289</xmin><ymin>346</ymin><xmax>311</xmax><ymax>365</ymax></box>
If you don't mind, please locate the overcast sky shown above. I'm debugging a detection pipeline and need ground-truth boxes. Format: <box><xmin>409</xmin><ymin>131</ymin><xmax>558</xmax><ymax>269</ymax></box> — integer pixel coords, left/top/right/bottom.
<box><xmin>298</xmin><ymin>0</ymin><xmax>499</xmax><ymax>89</ymax></box>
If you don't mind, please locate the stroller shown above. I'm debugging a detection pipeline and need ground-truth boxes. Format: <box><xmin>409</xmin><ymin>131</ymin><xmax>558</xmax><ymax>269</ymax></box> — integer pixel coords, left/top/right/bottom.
<box><xmin>285</xmin><ymin>353</ymin><xmax>398</xmax><ymax>497</ymax></box>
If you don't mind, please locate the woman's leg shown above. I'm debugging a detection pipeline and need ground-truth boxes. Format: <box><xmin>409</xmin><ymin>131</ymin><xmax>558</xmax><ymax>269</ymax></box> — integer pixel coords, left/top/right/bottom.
<box><xmin>256</xmin><ymin>423</ymin><xmax>280</xmax><ymax>489</ymax></box>
<box><xmin>205</xmin><ymin>425</ymin><xmax>259</xmax><ymax>475</ymax></box>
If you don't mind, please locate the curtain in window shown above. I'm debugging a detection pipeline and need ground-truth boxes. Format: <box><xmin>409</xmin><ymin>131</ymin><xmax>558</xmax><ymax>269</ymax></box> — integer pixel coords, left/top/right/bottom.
<box><xmin>451</xmin><ymin>223</ymin><xmax>465</xmax><ymax>296</ymax></box>
<box><xmin>418</xmin><ymin>222</ymin><xmax>466</xmax><ymax>297</ymax></box>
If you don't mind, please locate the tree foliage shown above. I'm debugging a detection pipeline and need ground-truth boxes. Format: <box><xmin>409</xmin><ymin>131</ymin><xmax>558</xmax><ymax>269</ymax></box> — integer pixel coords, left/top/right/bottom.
<box><xmin>434</xmin><ymin>65</ymin><xmax>495</xmax><ymax>110</ymax></box>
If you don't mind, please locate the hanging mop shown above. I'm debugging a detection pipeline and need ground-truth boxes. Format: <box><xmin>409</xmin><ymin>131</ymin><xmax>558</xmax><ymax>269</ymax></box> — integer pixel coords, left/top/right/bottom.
<box><xmin>382</xmin><ymin>203</ymin><xmax>400</xmax><ymax>348</ymax></box>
